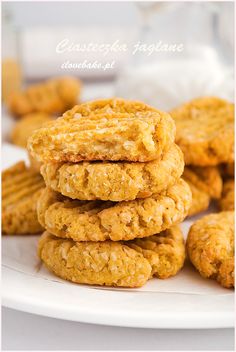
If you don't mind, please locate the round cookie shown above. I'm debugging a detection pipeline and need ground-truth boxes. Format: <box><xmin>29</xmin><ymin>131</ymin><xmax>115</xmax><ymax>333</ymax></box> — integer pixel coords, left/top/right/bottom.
<box><xmin>218</xmin><ymin>179</ymin><xmax>234</xmax><ymax>211</ymax></box>
<box><xmin>38</xmin><ymin>226</ymin><xmax>185</xmax><ymax>287</ymax></box>
<box><xmin>28</xmin><ymin>98</ymin><xmax>176</xmax><ymax>163</ymax></box>
<box><xmin>11</xmin><ymin>112</ymin><xmax>52</xmax><ymax>148</ymax></box>
<box><xmin>187</xmin><ymin>211</ymin><xmax>234</xmax><ymax>288</ymax></box>
<box><xmin>2</xmin><ymin>161</ymin><xmax>45</xmax><ymax>234</ymax></box>
<box><xmin>8</xmin><ymin>77</ymin><xmax>81</xmax><ymax>117</ymax></box>
<box><xmin>170</xmin><ymin>97</ymin><xmax>234</xmax><ymax>166</ymax></box>
<box><xmin>37</xmin><ymin>179</ymin><xmax>192</xmax><ymax>242</ymax></box>
<box><xmin>40</xmin><ymin>144</ymin><xmax>184</xmax><ymax>201</ymax></box>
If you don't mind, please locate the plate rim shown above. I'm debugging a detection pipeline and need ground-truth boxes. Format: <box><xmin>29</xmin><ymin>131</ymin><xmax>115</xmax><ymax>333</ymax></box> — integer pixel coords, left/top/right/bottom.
<box><xmin>2</xmin><ymin>266</ymin><xmax>234</xmax><ymax>329</ymax></box>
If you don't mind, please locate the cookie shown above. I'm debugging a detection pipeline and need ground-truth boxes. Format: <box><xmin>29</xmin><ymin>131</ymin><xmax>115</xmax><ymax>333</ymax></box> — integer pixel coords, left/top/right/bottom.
<box><xmin>183</xmin><ymin>165</ymin><xmax>222</xmax><ymax>216</ymax></box>
<box><xmin>187</xmin><ymin>211</ymin><xmax>234</xmax><ymax>288</ymax></box>
<box><xmin>11</xmin><ymin>113</ymin><xmax>52</xmax><ymax>148</ymax></box>
<box><xmin>38</xmin><ymin>226</ymin><xmax>185</xmax><ymax>287</ymax></box>
<box><xmin>28</xmin><ymin>153</ymin><xmax>43</xmax><ymax>173</ymax></box>
<box><xmin>37</xmin><ymin>178</ymin><xmax>192</xmax><ymax>242</ymax></box>
<box><xmin>40</xmin><ymin>144</ymin><xmax>184</xmax><ymax>201</ymax></box>
<box><xmin>2</xmin><ymin>161</ymin><xmax>45</xmax><ymax>234</ymax></box>
<box><xmin>8</xmin><ymin>76</ymin><xmax>81</xmax><ymax>117</ymax></box>
<box><xmin>183</xmin><ymin>166</ymin><xmax>222</xmax><ymax>199</ymax></box>
<box><xmin>28</xmin><ymin>98</ymin><xmax>176</xmax><ymax>163</ymax></box>
<box><xmin>128</xmin><ymin>225</ymin><xmax>185</xmax><ymax>279</ymax></box>
<box><xmin>170</xmin><ymin>97</ymin><xmax>234</xmax><ymax>166</ymax></box>
<box><xmin>219</xmin><ymin>179</ymin><xmax>234</xmax><ymax>211</ymax></box>
<box><xmin>186</xmin><ymin>181</ymin><xmax>210</xmax><ymax>217</ymax></box>
<box><xmin>62</xmin><ymin>98</ymin><xmax>158</xmax><ymax>118</ymax></box>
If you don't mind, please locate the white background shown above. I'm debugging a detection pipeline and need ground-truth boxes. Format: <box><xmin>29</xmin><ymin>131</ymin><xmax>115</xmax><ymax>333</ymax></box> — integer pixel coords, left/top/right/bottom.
<box><xmin>2</xmin><ymin>307</ymin><xmax>234</xmax><ymax>351</ymax></box>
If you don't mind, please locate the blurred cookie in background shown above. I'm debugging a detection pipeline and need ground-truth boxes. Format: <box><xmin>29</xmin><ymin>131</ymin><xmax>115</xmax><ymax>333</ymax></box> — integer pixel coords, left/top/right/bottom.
<box><xmin>170</xmin><ymin>97</ymin><xmax>234</xmax><ymax>166</ymax></box>
<box><xmin>7</xmin><ymin>76</ymin><xmax>82</xmax><ymax>117</ymax></box>
<box><xmin>219</xmin><ymin>179</ymin><xmax>234</xmax><ymax>211</ymax></box>
<box><xmin>11</xmin><ymin>112</ymin><xmax>53</xmax><ymax>148</ymax></box>
<box><xmin>2</xmin><ymin>59</ymin><xmax>22</xmax><ymax>104</ymax></box>
<box><xmin>185</xmin><ymin>181</ymin><xmax>211</xmax><ymax>217</ymax></box>
<box><xmin>183</xmin><ymin>165</ymin><xmax>223</xmax><ymax>216</ymax></box>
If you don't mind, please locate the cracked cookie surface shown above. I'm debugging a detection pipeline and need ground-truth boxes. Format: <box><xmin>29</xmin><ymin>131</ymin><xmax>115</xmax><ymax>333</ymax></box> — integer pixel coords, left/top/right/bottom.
<box><xmin>170</xmin><ymin>97</ymin><xmax>234</xmax><ymax>166</ymax></box>
<box><xmin>28</xmin><ymin>98</ymin><xmax>176</xmax><ymax>163</ymax></box>
<box><xmin>38</xmin><ymin>226</ymin><xmax>185</xmax><ymax>287</ymax></box>
<box><xmin>2</xmin><ymin>161</ymin><xmax>45</xmax><ymax>234</ymax></box>
<box><xmin>37</xmin><ymin>179</ymin><xmax>192</xmax><ymax>242</ymax></box>
<box><xmin>41</xmin><ymin>143</ymin><xmax>184</xmax><ymax>201</ymax></box>
<box><xmin>187</xmin><ymin>211</ymin><xmax>234</xmax><ymax>288</ymax></box>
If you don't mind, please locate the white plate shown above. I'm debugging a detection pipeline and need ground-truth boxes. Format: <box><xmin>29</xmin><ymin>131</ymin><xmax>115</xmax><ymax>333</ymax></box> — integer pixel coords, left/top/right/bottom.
<box><xmin>2</xmin><ymin>143</ymin><xmax>234</xmax><ymax>329</ymax></box>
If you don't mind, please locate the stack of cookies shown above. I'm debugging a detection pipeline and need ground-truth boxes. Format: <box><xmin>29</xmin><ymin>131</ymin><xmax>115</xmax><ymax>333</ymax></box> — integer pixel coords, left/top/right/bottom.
<box><xmin>28</xmin><ymin>98</ymin><xmax>192</xmax><ymax>288</ymax></box>
<box><xmin>170</xmin><ymin>97</ymin><xmax>234</xmax><ymax>216</ymax></box>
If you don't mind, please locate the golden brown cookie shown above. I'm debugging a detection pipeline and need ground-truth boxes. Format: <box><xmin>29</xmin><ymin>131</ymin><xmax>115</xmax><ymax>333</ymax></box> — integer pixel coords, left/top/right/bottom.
<box><xmin>218</xmin><ymin>179</ymin><xmax>234</xmax><ymax>211</ymax></box>
<box><xmin>40</xmin><ymin>144</ymin><xmax>184</xmax><ymax>201</ymax></box>
<box><xmin>183</xmin><ymin>165</ymin><xmax>223</xmax><ymax>216</ymax></box>
<box><xmin>38</xmin><ymin>226</ymin><xmax>185</xmax><ymax>287</ymax></box>
<box><xmin>28</xmin><ymin>153</ymin><xmax>43</xmax><ymax>173</ymax></box>
<box><xmin>2</xmin><ymin>161</ymin><xmax>45</xmax><ymax>234</ymax></box>
<box><xmin>28</xmin><ymin>98</ymin><xmax>176</xmax><ymax>163</ymax></box>
<box><xmin>185</xmin><ymin>181</ymin><xmax>210</xmax><ymax>217</ymax></box>
<box><xmin>62</xmin><ymin>98</ymin><xmax>158</xmax><ymax>118</ymax></box>
<box><xmin>128</xmin><ymin>225</ymin><xmax>185</xmax><ymax>279</ymax></box>
<box><xmin>187</xmin><ymin>211</ymin><xmax>234</xmax><ymax>288</ymax></box>
<box><xmin>170</xmin><ymin>97</ymin><xmax>234</xmax><ymax>166</ymax></box>
<box><xmin>8</xmin><ymin>76</ymin><xmax>81</xmax><ymax>117</ymax></box>
<box><xmin>37</xmin><ymin>179</ymin><xmax>192</xmax><ymax>242</ymax></box>
<box><xmin>183</xmin><ymin>166</ymin><xmax>222</xmax><ymax>199</ymax></box>
<box><xmin>11</xmin><ymin>113</ymin><xmax>53</xmax><ymax>148</ymax></box>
